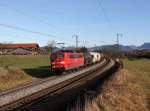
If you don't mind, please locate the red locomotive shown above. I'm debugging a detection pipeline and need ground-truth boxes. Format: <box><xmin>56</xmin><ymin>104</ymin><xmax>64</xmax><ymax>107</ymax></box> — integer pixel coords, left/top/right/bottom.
<box><xmin>51</xmin><ymin>50</ymin><xmax>84</xmax><ymax>72</ymax></box>
<box><xmin>51</xmin><ymin>49</ymin><xmax>102</xmax><ymax>73</ymax></box>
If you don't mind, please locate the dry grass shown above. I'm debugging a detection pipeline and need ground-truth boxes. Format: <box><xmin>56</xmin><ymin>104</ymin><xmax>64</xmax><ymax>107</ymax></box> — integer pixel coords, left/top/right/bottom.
<box><xmin>84</xmin><ymin>70</ymin><xmax>148</xmax><ymax>111</ymax></box>
<box><xmin>0</xmin><ymin>66</ymin><xmax>36</xmax><ymax>91</ymax></box>
<box><xmin>0</xmin><ymin>55</ymin><xmax>50</xmax><ymax>92</ymax></box>
<box><xmin>70</xmin><ymin>59</ymin><xmax>150</xmax><ymax>111</ymax></box>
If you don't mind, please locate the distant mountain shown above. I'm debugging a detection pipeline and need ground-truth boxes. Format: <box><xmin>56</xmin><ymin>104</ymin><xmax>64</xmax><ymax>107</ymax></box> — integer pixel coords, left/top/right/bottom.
<box><xmin>121</xmin><ymin>45</ymin><xmax>136</xmax><ymax>52</ymax></box>
<box><xmin>139</xmin><ymin>42</ymin><xmax>150</xmax><ymax>49</ymax></box>
<box><xmin>90</xmin><ymin>44</ymin><xmax>136</xmax><ymax>52</ymax></box>
<box><xmin>90</xmin><ymin>42</ymin><xmax>150</xmax><ymax>52</ymax></box>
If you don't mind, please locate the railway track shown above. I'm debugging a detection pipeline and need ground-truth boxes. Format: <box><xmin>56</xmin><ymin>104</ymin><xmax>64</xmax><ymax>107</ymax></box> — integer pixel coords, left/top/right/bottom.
<box><xmin>0</xmin><ymin>57</ymin><xmax>119</xmax><ymax>111</ymax></box>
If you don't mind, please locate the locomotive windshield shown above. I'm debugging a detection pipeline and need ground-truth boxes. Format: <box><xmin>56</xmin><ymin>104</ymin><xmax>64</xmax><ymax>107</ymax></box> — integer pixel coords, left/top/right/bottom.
<box><xmin>51</xmin><ymin>53</ymin><xmax>64</xmax><ymax>59</ymax></box>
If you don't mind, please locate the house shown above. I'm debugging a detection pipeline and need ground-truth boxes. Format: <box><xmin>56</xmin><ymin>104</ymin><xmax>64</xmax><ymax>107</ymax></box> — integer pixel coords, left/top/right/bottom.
<box><xmin>0</xmin><ymin>43</ymin><xmax>40</xmax><ymax>55</ymax></box>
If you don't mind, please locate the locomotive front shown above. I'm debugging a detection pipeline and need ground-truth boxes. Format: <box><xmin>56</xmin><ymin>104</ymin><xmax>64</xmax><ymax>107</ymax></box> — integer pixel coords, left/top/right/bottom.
<box><xmin>51</xmin><ymin>51</ymin><xmax>85</xmax><ymax>73</ymax></box>
<box><xmin>51</xmin><ymin>52</ymin><xmax>65</xmax><ymax>72</ymax></box>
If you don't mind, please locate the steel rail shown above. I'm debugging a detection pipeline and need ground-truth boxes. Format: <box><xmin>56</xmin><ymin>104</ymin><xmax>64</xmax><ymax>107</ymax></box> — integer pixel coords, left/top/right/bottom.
<box><xmin>0</xmin><ymin>57</ymin><xmax>116</xmax><ymax>111</ymax></box>
<box><xmin>0</xmin><ymin>57</ymin><xmax>104</xmax><ymax>97</ymax></box>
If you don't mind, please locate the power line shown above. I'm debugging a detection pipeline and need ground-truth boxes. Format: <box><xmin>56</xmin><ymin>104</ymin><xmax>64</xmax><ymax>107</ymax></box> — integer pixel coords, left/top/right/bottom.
<box><xmin>96</xmin><ymin>0</ymin><xmax>115</xmax><ymax>32</ymax></box>
<box><xmin>0</xmin><ymin>33</ymin><xmax>46</xmax><ymax>42</ymax></box>
<box><xmin>0</xmin><ymin>2</ymin><xmax>72</xmax><ymax>43</ymax></box>
<box><xmin>0</xmin><ymin>23</ymin><xmax>73</xmax><ymax>46</ymax></box>
<box><xmin>0</xmin><ymin>2</ymin><xmax>56</xmax><ymax>29</ymax></box>
<box><xmin>0</xmin><ymin>23</ymin><xmax>63</xmax><ymax>39</ymax></box>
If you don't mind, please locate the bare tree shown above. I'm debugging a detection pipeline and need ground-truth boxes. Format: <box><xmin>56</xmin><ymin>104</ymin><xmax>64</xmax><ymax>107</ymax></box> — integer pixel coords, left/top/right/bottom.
<box><xmin>47</xmin><ymin>40</ymin><xmax>56</xmax><ymax>47</ymax></box>
<box><xmin>47</xmin><ymin>40</ymin><xmax>56</xmax><ymax>53</ymax></box>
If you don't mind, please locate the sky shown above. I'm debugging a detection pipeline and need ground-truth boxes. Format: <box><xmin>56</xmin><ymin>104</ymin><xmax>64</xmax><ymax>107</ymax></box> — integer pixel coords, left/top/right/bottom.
<box><xmin>0</xmin><ymin>0</ymin><xmax>149</xmax><ymax>47</ymax></box>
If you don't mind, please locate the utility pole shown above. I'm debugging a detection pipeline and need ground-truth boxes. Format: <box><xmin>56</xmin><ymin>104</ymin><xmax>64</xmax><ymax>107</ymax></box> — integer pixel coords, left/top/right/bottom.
<box><xmin>82</xmin><ymin>40</ymin><xmax>86</xmax><ymax>47</ymax></box>
<box><xmin>73</xmin><ymin>34</ymin><xmax>79</xmax><ymax>48</ymax></box>
<box><xmin>116</xmin><ymin>33</ymin><xmax>123</xmax><ymax>51</ymax></box>
<box><xmin>117</xmin><ymin>33</ymin><xmax>119</xmax><ymax>45</ymax></box>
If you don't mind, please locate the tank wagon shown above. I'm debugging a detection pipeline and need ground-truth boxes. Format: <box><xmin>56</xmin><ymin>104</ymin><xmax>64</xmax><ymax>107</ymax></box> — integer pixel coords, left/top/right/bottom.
<box><xmin>89</xmin><ymin>52</ymin><xmax>101</xmax><ymax>63</ymax></box>
<box><xmin>51</xmin><ymin>50</ymin><xmax>102</xmax><ymax>73</ymax></box>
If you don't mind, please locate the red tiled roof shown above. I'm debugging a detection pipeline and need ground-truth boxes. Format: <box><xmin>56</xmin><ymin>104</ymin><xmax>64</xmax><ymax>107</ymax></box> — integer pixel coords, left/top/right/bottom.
<box><xmin>0</xmin><ymin>43</ymin><xmax>39</xmax><ymax>49</ymax></box>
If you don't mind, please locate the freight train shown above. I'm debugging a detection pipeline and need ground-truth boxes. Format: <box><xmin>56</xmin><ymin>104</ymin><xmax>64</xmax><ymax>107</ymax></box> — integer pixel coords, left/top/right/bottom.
<box><xmin>51</xmin><ymin>50</ymin><xmax>102</xmax><ymax>73</ymax></box>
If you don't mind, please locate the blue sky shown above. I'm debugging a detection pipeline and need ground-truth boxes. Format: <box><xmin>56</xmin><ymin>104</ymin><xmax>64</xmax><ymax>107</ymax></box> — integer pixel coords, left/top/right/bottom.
<box><xmin>0</xmin><ymin>0</ymin><xmax>149</xmax><ymax>47</ymax></box>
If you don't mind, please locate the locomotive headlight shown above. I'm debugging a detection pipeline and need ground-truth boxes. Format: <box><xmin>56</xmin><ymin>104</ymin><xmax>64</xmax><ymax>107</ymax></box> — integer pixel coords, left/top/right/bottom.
<box><xmin>60</xmin><ymin>61</ymin><xmax>65</xmax><ymax>64</ymax></box>
<box><xmin>52</xmin><ymin>61</ymin><xmax>64</xmax><ymax>64</ymax></box>
<box><xmin>52</xmin><ymin>62</ymin><xmax>56</xmax><ymax>64</ymax></box>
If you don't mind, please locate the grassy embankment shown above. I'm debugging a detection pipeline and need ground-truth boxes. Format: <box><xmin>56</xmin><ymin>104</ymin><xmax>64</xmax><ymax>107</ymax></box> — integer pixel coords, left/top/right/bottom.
<box><xmin>123</xmin><ymin>58</ymin><xmax>150</xmax><ymax>99</ymax></box>
<box><xmin>0</xmin><ymin>55</ymin><xmax>50</xmax><ymax>91</ymax></box>
<box><xmin>71</xmin><ymin>58</ymin><xmax>150</xmax><ymax>111</ymax></box>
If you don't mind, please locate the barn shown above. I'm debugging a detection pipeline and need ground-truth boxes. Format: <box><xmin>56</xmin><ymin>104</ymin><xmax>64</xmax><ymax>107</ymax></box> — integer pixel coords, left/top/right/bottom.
<box><xmin>0</xmin><ymin>43</ymin><xmax>40</xmax><ymax>55</ymax></box>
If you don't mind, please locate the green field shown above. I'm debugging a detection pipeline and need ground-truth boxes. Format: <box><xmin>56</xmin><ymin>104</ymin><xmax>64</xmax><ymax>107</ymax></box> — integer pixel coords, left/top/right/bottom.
<box><xmin>123</xmin><ymin>58</ymin><xmax>150</xmax><ymax>98</ymax></box>
<box><xmin>0</xmin><ymin>55</ymin><xmax>51</xmax><ymax>91</ymax></box>
<box><xmin>123</xmin><ymin>58</ymin><xmax>150</xmax><ymax>77</ymax></box>
<box><xmin>0</xmin><ymin>55</ymin><xmax>52</xmax><ymax>77</ymax></box>
<box><xmin>123</xmin><ymin>58</ymin><xmax>150</xmax><ymax>85</ymax></box>
<box><xmin>0</xmin><ymin>55</ymin><xmax>50</xmax><ymax>69</ymax></box>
